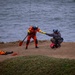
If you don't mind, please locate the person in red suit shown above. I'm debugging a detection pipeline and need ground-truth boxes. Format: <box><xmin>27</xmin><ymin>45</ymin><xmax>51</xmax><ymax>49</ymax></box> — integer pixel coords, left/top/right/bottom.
<box><xmin>25</xmin><ymin>26</ymin><xmax>46</xmax><ymax>49</ymax></box>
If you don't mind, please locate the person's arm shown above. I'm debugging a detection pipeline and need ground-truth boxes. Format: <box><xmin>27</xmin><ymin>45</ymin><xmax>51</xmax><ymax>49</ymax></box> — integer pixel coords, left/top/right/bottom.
<box><xmin>46</xmin><ymin>33</ymin><xmax>54</xmax><ymax>37</ymax></box>
<box><xmin>37</xmin><ymin>28</ymin><xmax>46</xmax><ymax>34</ymax></box>
<box><xmin>39</xmin><ymin>30</ymin><xmax>46</xmax><ymax>34</ymax></box>
<box><xmin>27</xmin><ymin>27</ymin><xmax>32</xmax><ymax>35</ymax></box>
<box><xmin>27</xmin><ymin>30</ymin><xmax>30</xmax><ymax>35</ymax></box>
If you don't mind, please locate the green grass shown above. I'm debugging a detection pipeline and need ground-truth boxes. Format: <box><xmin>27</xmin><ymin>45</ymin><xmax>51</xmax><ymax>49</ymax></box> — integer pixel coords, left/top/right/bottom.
<box><xmin>0</xmin><ymin>55</ymin><xmax>75</xmax><ymax>75</ymax></box>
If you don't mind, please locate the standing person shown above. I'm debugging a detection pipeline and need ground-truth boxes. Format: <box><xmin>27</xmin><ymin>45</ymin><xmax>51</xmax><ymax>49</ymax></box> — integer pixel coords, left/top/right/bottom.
<box><xmin>46</xmin><ymin>29</ymin><xmax>63</xmax><ymax>48</ymax></box>
<box><xmin>25</xmin><ymin>26</ymin><xmax>46</xmax><ymax>49</ymax></box>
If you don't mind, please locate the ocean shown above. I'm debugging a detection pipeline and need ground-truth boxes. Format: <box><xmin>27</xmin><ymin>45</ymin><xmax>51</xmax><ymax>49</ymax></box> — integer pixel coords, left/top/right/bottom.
<box><xmin>0</xmin><ymin>0</ymin><xmax>75</xmax><ymax>42</ymax></box>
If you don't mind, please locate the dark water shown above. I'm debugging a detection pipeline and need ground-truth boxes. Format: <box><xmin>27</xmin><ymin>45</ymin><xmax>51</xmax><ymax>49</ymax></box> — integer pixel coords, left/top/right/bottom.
<box><xmin>0</xmin><ymin>0</ymin><xmax>75</xmax><ymax>42</ymax></box>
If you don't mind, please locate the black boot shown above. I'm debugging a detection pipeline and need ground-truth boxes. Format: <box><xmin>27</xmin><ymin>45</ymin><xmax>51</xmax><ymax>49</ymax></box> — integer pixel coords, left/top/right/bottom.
<box><xmin>25</xmin><ymin>46</ymin><xmax>28</xmax><ymax>49</ymax></box>
<box><xmin>58</xmin><ymin>44</ymin><xmax>61</xmax><ymax>47</ymax></box>
<box><xmin>35</xmin><ymin>46</ymin><xmax>39</xmax><ymax>48</ymax></box>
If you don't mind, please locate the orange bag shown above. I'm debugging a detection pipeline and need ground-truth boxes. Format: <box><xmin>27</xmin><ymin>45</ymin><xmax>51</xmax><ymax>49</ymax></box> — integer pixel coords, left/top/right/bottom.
<box><xmin>0</xmin><ymin>50</ymin><xmax>6</xmax><ymax>55</ymax></box>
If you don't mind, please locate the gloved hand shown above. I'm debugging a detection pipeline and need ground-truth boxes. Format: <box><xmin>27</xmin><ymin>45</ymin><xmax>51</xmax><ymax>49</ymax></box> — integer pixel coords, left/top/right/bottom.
<box><xmin>28</xmin><ymin>32</ymin><xmax>31</xmax><ymax>35</ymax></box>
<box><xmin>39</xmin><ymin>30</ymin><xmax>46</xmax><ymax>34</ymax></box>
<box><xmin>41</xmin><ymin>31</ymin><xmax>46</xmax><ymax>34</ymax></box>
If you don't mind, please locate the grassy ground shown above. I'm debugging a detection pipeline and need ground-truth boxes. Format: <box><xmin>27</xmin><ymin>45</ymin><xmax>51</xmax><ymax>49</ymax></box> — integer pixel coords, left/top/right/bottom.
<box><xmin>0</xmin><ymin>55</ymin><xmax>75</xmax><ymax>75</ymax></box>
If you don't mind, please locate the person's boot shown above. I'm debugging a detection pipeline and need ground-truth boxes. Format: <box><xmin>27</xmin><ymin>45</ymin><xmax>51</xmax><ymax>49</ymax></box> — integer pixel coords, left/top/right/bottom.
<box><xmin>35</xmin><ymin>46</ymin><xmax>39</xmax><ymax>48</ymax></box>
<box><xmin>25</xmin><ymin>40</ymin><xmax>30</xmax><ymax>49</ymax></box>
<box><xmin>55</xmin><ymin>44</ymin><xmax>58</xmax><ymax>48</ymax></box>
<box><xmin>58</xmin><ymin>44</ymin><xmax>61</xmax><ymax>47</ymax></box>
<box><xmin>25</xmin><ymin>46</ymin><xmax>28</xmax><ymax>49</ymax></box>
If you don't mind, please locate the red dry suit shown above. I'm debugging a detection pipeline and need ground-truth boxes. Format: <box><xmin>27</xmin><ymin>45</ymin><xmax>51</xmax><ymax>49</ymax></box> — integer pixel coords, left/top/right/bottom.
<box><xmin>26</xmin><ymin>26</ymin><xmax>45</xmax><ymax>49</ymax></box>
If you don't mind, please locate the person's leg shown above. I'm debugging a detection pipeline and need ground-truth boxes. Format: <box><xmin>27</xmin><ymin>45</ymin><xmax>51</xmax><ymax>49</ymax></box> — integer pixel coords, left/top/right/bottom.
<box><xmin>33</xmin><ymin>36</ymin><xmax>38</xmax><ymax>48</ymax></box>
<box><xmin>50</xmin><ymin>38</ymin><xmax>59</xmax><ymax>48</ymax></box>
<box><xmin>58</xmin><ymin>38</ymin><xmax>64</xmax><ymax>47</ymax></box>
<box><xmin>26</xmin><ymin>36</ymin><xmax>31</xmax><ymax>49</ymax></box>
<box><xmin>55</xmin><ymin>40</ymin><xmax>59</xmax><ymax>48</ymax></box>
<box><xmin>59</xmin><ymin>38</ymin><xmax>63</xmax><ymax>44</ymax></box>
<box><xmin>50</xmin><ymin>38</ymin><xmax>56</xmax><ymax>48</ymax></box>
<box><xmin>50</xmin><ymin>38</ymin><xmax>56</xmax><ymax>43</ymax></box>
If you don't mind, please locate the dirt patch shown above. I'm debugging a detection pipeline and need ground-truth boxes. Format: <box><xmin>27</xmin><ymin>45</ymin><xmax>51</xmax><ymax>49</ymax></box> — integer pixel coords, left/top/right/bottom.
<box><xmin>0</xmin><ymin>40</ymin><xmax>75</xmax><ymax>62</ymax></box>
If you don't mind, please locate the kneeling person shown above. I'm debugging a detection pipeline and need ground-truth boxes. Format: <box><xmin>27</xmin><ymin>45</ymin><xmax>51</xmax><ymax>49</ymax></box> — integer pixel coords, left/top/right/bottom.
<box><xmin>46</xmin><ymin>29</ymin><xmax>63</xmax><ymax>48</ymax></box>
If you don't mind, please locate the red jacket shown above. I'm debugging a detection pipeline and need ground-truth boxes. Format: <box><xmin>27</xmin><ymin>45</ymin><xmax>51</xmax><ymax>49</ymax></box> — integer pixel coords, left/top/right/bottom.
<box><xmin>27</xmin><ymin>26</ymin><xmax>41</xmax><ymax>36</ymax></box>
